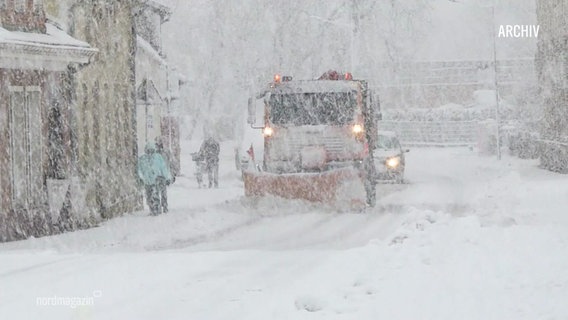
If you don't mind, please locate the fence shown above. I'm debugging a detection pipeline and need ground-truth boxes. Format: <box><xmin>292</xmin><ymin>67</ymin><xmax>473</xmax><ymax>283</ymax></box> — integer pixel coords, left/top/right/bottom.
<box><xmin>374</xmin><ymin>58</ymin><xmax>536</xmax><ymax>87</ymax></box>
<box><xmin>378</xmin><ymin>120</ymin><xmax>478</xmax><ymax>147</ymax></box>
<box><xmin>370</xmin><ymin>58</ymin><xmax>537</xmax><ymax>109</ymax></box>
<box><xmin>378</xmin><ymin>121</ymin><xmax>568</xmax><ymax>173</ymax></box>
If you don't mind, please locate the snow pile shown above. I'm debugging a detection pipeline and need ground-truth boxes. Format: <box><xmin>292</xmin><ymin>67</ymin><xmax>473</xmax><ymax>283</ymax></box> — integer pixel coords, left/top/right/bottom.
<box><xmin>288</xmin><ymin>208</ymin><xmax>568</xmax><ymax>319</ymax></box>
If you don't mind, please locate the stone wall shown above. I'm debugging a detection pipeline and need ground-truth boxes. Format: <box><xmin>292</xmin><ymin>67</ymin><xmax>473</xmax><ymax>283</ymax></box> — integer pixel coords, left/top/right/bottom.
<box><xmin>536</xmin><ymin>0</ymin><xmax>568</xmax><ymax>172</ymax></box>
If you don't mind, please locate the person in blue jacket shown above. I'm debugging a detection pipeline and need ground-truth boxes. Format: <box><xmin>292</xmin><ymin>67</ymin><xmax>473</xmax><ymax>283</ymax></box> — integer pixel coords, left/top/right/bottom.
<box><xmin>137</xmin><ymin>142</ymin><xmax>172</xmax><ymax>215</ymax></box>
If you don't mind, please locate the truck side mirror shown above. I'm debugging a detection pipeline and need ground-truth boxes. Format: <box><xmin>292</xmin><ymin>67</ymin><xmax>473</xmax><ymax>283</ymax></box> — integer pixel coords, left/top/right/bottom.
<box><xmin>247</xmin><ymin>97</ymin><xmax>255</xmax><ymax>125</ymax></box>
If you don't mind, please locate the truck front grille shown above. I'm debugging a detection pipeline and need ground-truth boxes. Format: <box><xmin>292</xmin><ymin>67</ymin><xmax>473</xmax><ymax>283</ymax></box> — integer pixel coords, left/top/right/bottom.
<box><xmin>270</xmin><ymin>134</ymin><xmax>361</xmax><ymax>160</ymax></box>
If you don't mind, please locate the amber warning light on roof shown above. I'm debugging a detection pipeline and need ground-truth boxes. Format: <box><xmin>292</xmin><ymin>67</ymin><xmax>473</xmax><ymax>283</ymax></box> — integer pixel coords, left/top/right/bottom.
<box><xmin>273</xmin><ymin>74</ymin><xmax>293</xmax><ymax>83</ymax></box>
<box><xmin>318</xmin><ymin>70</ymin><xmax>354</xmax><ymax>80</ymax></box>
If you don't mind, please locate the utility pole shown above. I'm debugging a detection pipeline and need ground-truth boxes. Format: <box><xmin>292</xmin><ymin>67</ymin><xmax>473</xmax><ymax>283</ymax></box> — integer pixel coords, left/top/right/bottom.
<box><xmin>490</xmin><ymin>4</ymin><xmax>501</xmax><ymax>160</ymax></box>
<box><xmin>350</xmin><ymin>0</ymin><xmax>358</xmax><ymax>73</ymax></box>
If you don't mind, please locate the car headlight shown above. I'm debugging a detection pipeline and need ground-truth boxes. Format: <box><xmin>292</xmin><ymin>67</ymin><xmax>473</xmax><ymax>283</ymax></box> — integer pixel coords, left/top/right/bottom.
<box><xmin>386</xmin><ymin>156</ymin><xmax>400</xmax><ymax>168</ymax></box>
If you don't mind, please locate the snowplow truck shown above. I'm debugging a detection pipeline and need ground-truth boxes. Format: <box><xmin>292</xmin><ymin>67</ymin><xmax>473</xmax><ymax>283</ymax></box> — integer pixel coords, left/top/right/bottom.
<box><xmin>243</xmin><ymin>71</ymin><xmax>379</xmax><ymax>208</ymax></box>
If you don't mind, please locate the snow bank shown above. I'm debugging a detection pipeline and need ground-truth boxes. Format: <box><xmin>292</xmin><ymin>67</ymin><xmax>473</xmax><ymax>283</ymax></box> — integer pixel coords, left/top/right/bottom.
<box><xmin>287</xmin><ymin>209</ymin><xmax>568</xmax><ymax>319</ymax></box>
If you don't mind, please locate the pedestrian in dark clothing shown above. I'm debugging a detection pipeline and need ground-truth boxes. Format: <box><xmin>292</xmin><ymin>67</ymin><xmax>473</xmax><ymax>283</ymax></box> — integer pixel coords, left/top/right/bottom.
<box><xmin>137</xmin><ymin>142</ymin><xmax>172</xmax><ymax>215</ymax></box>
<box><xmin>155</xmin><ymin>137</ymin><xmax>175</xmax><ymax>212</ymax></box>
<box><xmin>198</xmin><ymin>136</ymin><xmax>220</xmax><ymax>188</ymax></box>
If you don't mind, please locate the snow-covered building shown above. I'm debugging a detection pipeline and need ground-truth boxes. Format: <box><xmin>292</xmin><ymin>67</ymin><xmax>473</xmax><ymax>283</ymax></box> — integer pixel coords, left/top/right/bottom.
<box><xmin>0</xmin><ymin>0</ymin><xmax>96</xmax><ymax>241</ymax></box>
<box><xmin>134</xmin><ymin>0</ymin><xmax>181</xmax><ymax>175</ymax></box>
<box><xmin>536</xmin><ymin>0</ymin><xmax>568</xmax><ymax>173</ymax></box>
<box><xmin>43</xmin><ymin>0</ymin><xmax>141</xmax><ymax>222</ymax></box>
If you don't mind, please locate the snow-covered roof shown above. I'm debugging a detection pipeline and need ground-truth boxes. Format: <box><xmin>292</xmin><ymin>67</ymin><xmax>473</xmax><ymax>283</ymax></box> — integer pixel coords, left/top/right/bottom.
<box><xmin>139</xmin><ymin>0</ymin><xmax>173</xmax><ymax>23</ymax></box>
<box><xmin>137</xmin><ymin>36</ymin><xmax>167</xmax><ymax>66</ymax></box>
<box><xmin>269</xmin><ymin>80</ymin><xmax>360</xmax><ymax>94</ymax></box>
<box><xmin>149</xmin><ymin>0</ymin><xmax>176</xmax><ymax>10</ymax></box>
<box><xmin>0</xmin><ymin>23</ymin><xmax>92</xmax><ymax>49</ymax></box>
<box><xmin>137</xmin><ymin>79</ymin><xmax>165</xmax><ymax>105</ymax></box>
<box><xmin>0</xmin><ymin>22</ymin><xmax>97</xmax><ymax>70</ymax></box>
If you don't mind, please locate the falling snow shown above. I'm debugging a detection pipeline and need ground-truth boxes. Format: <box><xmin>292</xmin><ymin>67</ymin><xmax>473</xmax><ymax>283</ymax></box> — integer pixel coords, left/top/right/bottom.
<box><xmin>1</xmin><ymin>0</ymin><xmax>567</xmax><ymax>319</ymax></box>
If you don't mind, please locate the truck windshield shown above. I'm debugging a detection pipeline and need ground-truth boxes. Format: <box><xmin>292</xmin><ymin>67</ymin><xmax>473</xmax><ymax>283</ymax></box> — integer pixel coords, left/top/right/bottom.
<box><xmin>269</xmin><ymin>92</ymin><xmax>357</xmax><ymax>125</ymax></box>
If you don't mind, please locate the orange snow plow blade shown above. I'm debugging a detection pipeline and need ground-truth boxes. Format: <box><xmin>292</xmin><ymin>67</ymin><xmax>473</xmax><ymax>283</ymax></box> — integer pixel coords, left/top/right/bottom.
<box><xmin>243</xmin><ymin>168</ymin><xmax>367</xmax><ymax>209</ymax></box>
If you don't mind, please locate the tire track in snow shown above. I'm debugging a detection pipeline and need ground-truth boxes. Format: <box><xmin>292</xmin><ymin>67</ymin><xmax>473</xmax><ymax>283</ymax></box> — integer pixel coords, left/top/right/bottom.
<box><xmin>179</xmin><ymin>208</ymin><xmax>404</xmax><ymax>251</ymax></box>
<box><xmin>0</xmin><ymin>256</ymin><xmax>79</xmax><ymax>278</ymax></box>
<box><xmin>144</xmin><ymin>215</ymin><xmax>263</xmax><ymax>251</ymax></box>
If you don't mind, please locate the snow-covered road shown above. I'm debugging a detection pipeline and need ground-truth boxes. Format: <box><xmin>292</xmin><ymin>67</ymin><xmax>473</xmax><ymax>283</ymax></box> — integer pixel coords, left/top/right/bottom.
<box><xmin>1</xmin><ymin>142</ymin><xmax>568</xmax><ymax>319</ymax></box>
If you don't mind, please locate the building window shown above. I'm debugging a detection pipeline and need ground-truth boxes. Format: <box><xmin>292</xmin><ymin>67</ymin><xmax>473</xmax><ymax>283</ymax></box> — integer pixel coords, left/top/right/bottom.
<box><xmin>47</xmin><ymin>100</ymin><xmax>65</xmax><ymax>179</ymax></box>
<box><xmin>147</xmin><ymin>114</ymin><xmax>153</xmax><ymax>129</ymax></box>
<box><xmin>93</xmin><ymin>3</ymin><xmax>103</xmax><ymax>21</ymax></box>
<box><xmin>9</xmin><ymin>86</ymin><xmax>43</xmax><ymax>208</ymax></box>
<box><xmin>103</xmin><ymin>83</ymin><xmax>111</xmax><ymax>155</ymax></box>
<box><xmin>33</xmin><ymin>0</ymin><xmax>43</xmax><ymax>10</ymax></box>
<box><xmin>92</xmin><ymin>82</ymin><xmax>101</xmax><ymax>164</ymax></box>
<box><xmin>106</xmin><ymin>2</ymin><xmax>114</xmax><ymax>24</ymax></box>
<box><xmin>121</xmin><ymin>85</ymin><xmax>132</xmax><ymax>165</ymax></box>
<box><xmin>84</xmin><ymin>24</ymin><xmax>94</xmax><ymax>49</ymax></box>
<box><xmin>15</xmin><ymin>0</ymin><xmax>25</xmax><ymax>11</ymax></box>
<box><xmin>81</xmin><ymin>83</ymin><xmax>90</xmax><ymax>166</ymax></box>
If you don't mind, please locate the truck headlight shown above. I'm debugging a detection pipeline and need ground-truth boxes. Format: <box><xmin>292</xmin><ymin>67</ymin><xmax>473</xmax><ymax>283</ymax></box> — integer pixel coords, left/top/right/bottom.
<box><xmin>352</xmin><ymin>124</ymin><xmax>364</xmax><ymax>134</ymax></box>
<box><xmin>386</xmin><ymin>157</ymin><xmax>400</xmax><ymax>168</ymax></box>
<box><xmin>263</xmin><ymin>126</ymin><xmax>274</xmax><ymax>137</ymax></box>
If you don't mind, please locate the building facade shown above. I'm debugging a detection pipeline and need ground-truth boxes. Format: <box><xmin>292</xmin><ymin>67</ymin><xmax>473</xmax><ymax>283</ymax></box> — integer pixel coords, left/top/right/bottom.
<box><xmin>63</xmin><ymin>0</ymin><xmax>141</xmax><ymax>218</ymax></box>
<box><xmin>44</xmin><ymin>0</ymin><xmax>141</xmax><ymax>222</ymax></box>
<box><xmin>536</xmin><ymin>0</ymin><xmax>568</xmax><ymax>172</ymax></box>
<box><xmin>0</xmin><ymin>0</ymin><xmax>96</xmax><ymax>240</ymax></box>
